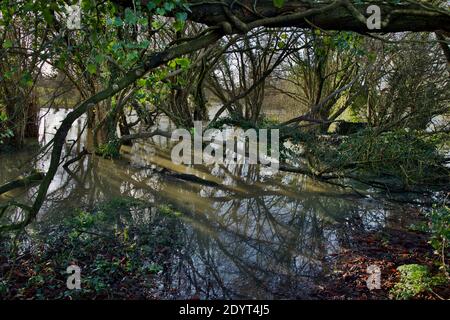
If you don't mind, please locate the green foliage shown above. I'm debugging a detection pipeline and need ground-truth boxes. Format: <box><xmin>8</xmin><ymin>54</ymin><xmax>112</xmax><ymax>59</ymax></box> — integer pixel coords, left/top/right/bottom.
<box><xmin>0</xmin><ymin>111</ymin><xmax>14</xmax><ymax>145</ymax></box>
<box><xmin>144</xmin><ymin>263</ymin><xmax>163</xmax><ymax>274</ymax></box>
<box><xmin>158</xmin><ymin>204</ymin><xmax>182</xmax><ymax>217</ymax></box>
<box><xmin>0</xmin><ymin>111</ymin><xmax>8</xmax><ymax>122</ymax></box>
<box><xmin>0</xmin><ymin>197</ymin><xmax>186</xmax><ymax>299</ymax></box>
<box><xmin>209</xmin><ymin>113</ymin><xmax>279</xmax><ymax>131</ymax></box>
<box><xmin>2</xmin><ymin>39</ymin><xmax>13</xmax><ymax>49</ymax></box>
<box><xmin>99</xmin><ymin>196</ymin><xmax>146</xmax><ymax>215</ymax></box>
<box><xmin>330</xmin><ymin>32</ymin><xmax>365</xmax><ymax>55</ymax></box>
<box><xmin>70</xmin><ymin>209</ymin><xmax>106</xmax><ymax>230</ymax></box>
<box><xmin>259</xmin><ymin>117</ymin><xmax>280</xmax><ymax>129</ymax></box>
<box><xmin>209</xmin><ymin>114</ymin><xmax>250</xmax><ymax>130</ymax></box>
<box><xmin>320</xmin><ymin>129</ymin><xmax>448</xmax><ymax>186</ymax></box>
<box><xmin>96</xmin><ymin>138</ymin><xmax>121</xmax><ymax>159</ymax></box>
<box><xmin>273</xmin><ymin>0</ymin><xmax>285</xmax><ymax>8</ymax></box>
<box><xmin>412</xmin><ymin>204</ymin><xmax>450</xmax><ymax>273</ymax></box>
<box><xmin>310</xmin><ymin>30</ymin><xmax>365</xmax><ymax>58</ymax></box>
<box><xmin>427</xmin><ymin>205</ymin><xmax>450</xmax><ymax>268</ymax></box>
<box><xmin>28</xmin><ymin>274</ymin><xmax>45</xmax><ymax>286</ymax></box>
<box><xmin>0</xmin><ymin>281</ymin><xmax>6</xmax><ymax>296</ymax></box>
<box><xmin>391</xmin><ymin>264</ymin><xmax>430</xmax><ymax>299</ymax></box>
<box><xmin>390</xmin><ymin>264</ymin><xmax>447</xmax><ymax>299</ymax></box>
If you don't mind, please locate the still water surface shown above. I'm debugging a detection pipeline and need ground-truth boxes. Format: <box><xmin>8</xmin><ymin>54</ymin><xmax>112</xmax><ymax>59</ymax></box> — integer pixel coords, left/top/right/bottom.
<box><xmin>0</xmin><ymin>108</ymin><xmax>417</xmax><ymax>299</ymax></box>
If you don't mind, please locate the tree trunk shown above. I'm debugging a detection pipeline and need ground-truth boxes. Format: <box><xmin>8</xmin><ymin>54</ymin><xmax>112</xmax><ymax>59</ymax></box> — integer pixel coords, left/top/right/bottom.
<box><xmin>116</xmin><ymin>0</ymin><xmax>450</xmax><ymax>33</ymax></box>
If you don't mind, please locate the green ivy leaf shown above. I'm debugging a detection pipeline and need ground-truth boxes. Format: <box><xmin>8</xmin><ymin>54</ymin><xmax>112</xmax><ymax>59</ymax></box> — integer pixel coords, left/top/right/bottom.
<box><xmin>3</xmin><ymin>39</ymin><xmax>12</xmax><ymax>48</ymax></box>
<box><xmin>164</xmin><ymin>2</ymin><xmax>175</xmax><ymax>12</ymax></box>
<box><xmin>173</xmin><ymin>19</ymin><xmax>185</xmax><ymax>32</ymax></box>
<box><xmin>124</xmin><ymin>8</ymin><xmax>138</xmax><ymax>25</ymax></box>
<box><xmin>4</xmin><ymin>71</ymin><xmax>12</xmax><ymax>80</ymax></box>
<box><xmin>175</xmin><ymin>12</ymin><xmax>187</xmax><ymax>22</ymax></box>
<box><xmin>126</xmin><ymin>51</ymin><xmax>139</xmax><ymax>62</ymax></box>
<box><xmin>147</xmin><ymin>2</ymin><xmax>157</xmax><ymax>10</ymax></box>
<box><xmin>156</xmin><ymin>7</ymin><xmax>166</xmax><ymax>16</ymax></box>
<box><xmin>20</xmin><ymin>72</ymin><xmax>33</xmax><ymax>87</ymax></box>
<box><xmin>42</xmin><ymin>8</ymin><xmax>54</xmax><ymax>24</ymax></box>
<box><xmin>113</xmin><ymin>17</ymin><xmax>123</xmax><ymax>27</ymax></box>
<box><xmin>95</xmin><ymin>54</ymin><xmax>105</xmax><ymax>64</ymax></box>
<box><xmin>273</xmin><ymin>0</ymin><xmax>285</xmax><ymax>8</ymax></box>
<box><xmin>175</xmin><ymin>57</ymin><xmax>190</xmax><ymax>69</ymax></box>
<box><xmin>87</xmin><ymin>63</ymin><xmax>97</xmax><ymax>74</ymax></box>
<box><xmin>168</xmin><ymin>60</ymin><xmax>177</xmax><ymax>69</ymax></box>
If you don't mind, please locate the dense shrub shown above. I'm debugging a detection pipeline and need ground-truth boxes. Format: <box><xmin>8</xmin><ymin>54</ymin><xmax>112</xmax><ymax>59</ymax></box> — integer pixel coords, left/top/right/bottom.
<box><xmin>319</xmin><ymin>129</ymin><xmax>449</xmax><ymax>186</ymax></box>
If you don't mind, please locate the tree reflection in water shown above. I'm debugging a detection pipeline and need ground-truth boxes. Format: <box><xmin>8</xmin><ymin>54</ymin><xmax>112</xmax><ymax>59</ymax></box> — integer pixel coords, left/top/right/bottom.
<box><xmin>0</xmin><ymin>108</ymin><xmax>405</xmax><ymax>299</ymax></box>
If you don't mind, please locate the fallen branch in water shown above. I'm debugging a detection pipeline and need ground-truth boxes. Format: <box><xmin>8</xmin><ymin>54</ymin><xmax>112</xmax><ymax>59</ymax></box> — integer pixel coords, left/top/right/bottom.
<box><xmin>0</xmin><ymin>200</ymin><xmax>33</xmax><ymax>233</ymax></box>
<box><xmin>119</xmin><ymin>129</ymin><xmax>173</xmax><ymax>144</ymax></box>
<box><xmin>279</xmin><ymin>162</ymin><xmax>449</xmax><ymax>197</ymax></box>
<box><xmin>0</xmin><ymin>172</ymin><xmax>45</xmax><ymax>196</ymax></box>
<box><xmin>109</xmin><ymin>129</ymin><xmax>174</xmax><ymax>157</ymax></box>
<box><xmin>157</xmin><ymin>168</ymin><xmax>222</xmax><ymax>188</ymax></box>
<box><xmin>63</xmin><ymin>147</ymin><xmax>91</xmax><ymax>170</ymax></box>
<box><xmin>0</xmin><ymin>172</ymin><xmax>46</xmax><ymax>233</ymax></box>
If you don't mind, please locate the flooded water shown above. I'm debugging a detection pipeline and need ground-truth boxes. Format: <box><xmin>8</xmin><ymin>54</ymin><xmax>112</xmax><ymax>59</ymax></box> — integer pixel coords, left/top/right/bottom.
<box><xmin>0</xmin><ymin>108</ymin><xmax>420</xmax><ymax>299</ymax></box>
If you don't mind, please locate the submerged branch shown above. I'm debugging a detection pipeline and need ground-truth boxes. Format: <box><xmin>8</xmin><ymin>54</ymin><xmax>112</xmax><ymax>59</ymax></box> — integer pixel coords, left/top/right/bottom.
<box><xmin>63</xmin><ymin>147</ymin><xmax>91</xmax><ymax>170</ymax></box>
<box><xmin>0</xmin><ymin>172</ymin><xmax>45</xmax><ymax>196</ymax></box>
<box><xmin>119</xmin><ymin>129</ymin><xmax>173</xmax><ymax>144</ymax></box>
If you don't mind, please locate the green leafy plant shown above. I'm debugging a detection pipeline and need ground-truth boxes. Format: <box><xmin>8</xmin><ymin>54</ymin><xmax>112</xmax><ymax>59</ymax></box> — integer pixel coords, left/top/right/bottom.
<box><xmin>96</xmin><ymin>138</ymin><xmax>121</xmax><ymax>159</ymax></box>
<box><xmin>158</xmin><ymin>204</ymin><xmax>182</xmax><ymax>217</ymax></box>
<box><xmin>209</xmin><ymin>113</ymin><xmax>279</xmax><ymax>131</ymax></box>
<box><xmin>0</xmin><ymin>111</ymin><xmax>14</xmax><ymax>145</ymax></box>
<box><xmin>0</xmin><ymin>281</ymin><xmax>7</xmax><ymax>295</ymax></box>
<box><xmin>428</xmin><ymin>205</ymin><xmax>450</xmax><ymax>272</ymax></box>
<box><xmin>390</xmin><ymin>264</ymin><xmax>447</xmax><ymax>299</ymax></box>
<box><xmin>315</xmin><ymin>129</ymin><xmax>448</xmax><ymax>186</ymax></box>
<box><xmin>412</xmin><ymin>205</ymin><xmax>450</xmax><ymax>273</ymax></box>
<box><xmin>273</xmin><ymin>0</ymin><xmax>285</xmax><ymax>8</ymax></box>
<box><xmin>144</xmin><ymin>263</ymin><xmax>163</xmax><ymax>274</ymax></box>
